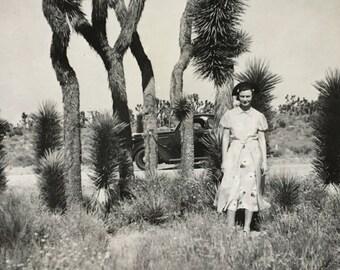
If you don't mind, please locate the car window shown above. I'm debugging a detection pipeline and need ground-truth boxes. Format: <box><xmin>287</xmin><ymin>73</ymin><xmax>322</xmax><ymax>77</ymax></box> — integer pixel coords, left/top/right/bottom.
<box><xmin>194</xmin><ymin>122</ymin><xmax>203</xmax><ymax>130</ymax></box>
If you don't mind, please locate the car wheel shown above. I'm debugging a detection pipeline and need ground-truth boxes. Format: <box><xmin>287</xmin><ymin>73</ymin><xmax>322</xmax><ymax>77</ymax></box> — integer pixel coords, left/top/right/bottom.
<box><xmin>134</xmin><ymin>148</ymin><xmax>146</xmax><ymax>171</ymax></box>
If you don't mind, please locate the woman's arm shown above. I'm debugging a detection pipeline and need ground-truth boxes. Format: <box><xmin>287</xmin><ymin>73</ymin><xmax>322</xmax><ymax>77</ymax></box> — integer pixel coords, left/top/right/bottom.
<box><xmin>258</xmin><ymin>131</ymin><xmax>268</xmax><ymax>175</ymax></box>
<box><xmin>221</xmin><ymin>128</ymin><xmax>230</xmax><ymax>172</ymax></box>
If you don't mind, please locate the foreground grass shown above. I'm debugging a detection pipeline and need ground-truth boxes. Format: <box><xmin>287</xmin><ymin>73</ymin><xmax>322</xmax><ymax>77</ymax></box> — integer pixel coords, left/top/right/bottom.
<box><xmin>1</xmin><ymin>173</ymin><xmax>339</xmax><ymax>269</ymax></box>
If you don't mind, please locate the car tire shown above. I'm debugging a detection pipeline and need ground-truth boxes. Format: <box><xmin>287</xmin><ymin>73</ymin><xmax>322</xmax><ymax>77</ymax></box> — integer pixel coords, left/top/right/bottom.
<box><xmin>134</xmin><ymin>148</ymin><xmax>146</xmax><ymax>171</ymax></box>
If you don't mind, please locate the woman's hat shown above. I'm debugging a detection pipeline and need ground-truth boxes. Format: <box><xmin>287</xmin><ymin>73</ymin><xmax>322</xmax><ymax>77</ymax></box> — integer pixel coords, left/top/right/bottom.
<box><xmin>232</xmin><ymin>82</ymin><xmax>257</xmax><ymax>96</ymax></box>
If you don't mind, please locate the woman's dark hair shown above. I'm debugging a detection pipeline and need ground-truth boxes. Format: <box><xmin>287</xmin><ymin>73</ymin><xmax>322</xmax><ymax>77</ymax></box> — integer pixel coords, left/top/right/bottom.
<box><xmin>232</xmin><ymin>82</ymin><xmax>256</xmax><ymax>100</ymax></box>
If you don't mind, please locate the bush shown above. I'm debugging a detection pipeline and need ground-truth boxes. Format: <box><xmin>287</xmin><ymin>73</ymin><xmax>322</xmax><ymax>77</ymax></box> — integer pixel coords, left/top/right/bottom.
<box><xmin>32</xmin><ymin>101</ymin><xmax>64</xmax><ymax>211</ymax></box>
<box><xmin>312</xmin><ymin>69</ymin><xmax>340</xmax><ymax>185</ymax></box>
<box><xmin>87</xmin><ymin>113</ymin><xmax>127</xmax><ymax>217</ymax></box>
<box><xmin>37</xmin><ymin>150</ymin><xmax>66</xmax><ymax>212</ymax></box>
<box><xmin>278</xmin><ymin>119</ymin><xmax>286</xmax><ymax>128</ymax></box>
<box><xmin>268</xmin><ymin>172</ymin><xmax>301</xmax><ymax>211</ymax></box>
<box><xmin>288</xmin><ymin>144</ymin><xmax>313</xmax><ymax>155</ymax></box>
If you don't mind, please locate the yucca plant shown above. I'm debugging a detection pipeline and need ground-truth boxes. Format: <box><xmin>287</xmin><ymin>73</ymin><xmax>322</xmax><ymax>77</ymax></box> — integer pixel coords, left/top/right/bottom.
<box><xmin>268</xmin><ymin>172</ymin><xmax>301</xmax><ymax>211</ymax></box>
<box><xmin>32</xmin><ymin>101</ymin><xmax>63</xmax><ymax>165</ymax></box>
<box><xmin>32</xmin><ymin>101</ymin><xmax>65</xmax><ymax>211</ymax></box>
<box><xmin>88</xmin><ymin>113</ymin><xmax>127</xmax><ymax>217</ymax></box>
<box><xmin>312</xmin><ymin>69</ymin><xmax>340</xmax><ymax>185</ymax></box>
<box><xmin>235</xmin><ymin>59</ymin><xmax>282</xmax><ymax>125</ymax></box>
<box><xmin>0</xmin><ymin>119</ymin><xmax>8</xmax><ymax>193</ymax></box>
<box><xmin>200</xmin><ymin>130</ymin><xmax>223</xmax><ymax>186</ymax></box>
<box><xmin>37</xmin><ymin>150</ymin><xmax>66</xmax><ymax>211</ymax></box>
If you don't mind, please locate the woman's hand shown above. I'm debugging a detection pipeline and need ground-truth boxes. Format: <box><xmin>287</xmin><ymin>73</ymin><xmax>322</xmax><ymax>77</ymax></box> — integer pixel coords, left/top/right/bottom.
<box><xmin>261</xmin><ymin>161</ymin><xmax>268</xmax><ymax>176</ymax></box>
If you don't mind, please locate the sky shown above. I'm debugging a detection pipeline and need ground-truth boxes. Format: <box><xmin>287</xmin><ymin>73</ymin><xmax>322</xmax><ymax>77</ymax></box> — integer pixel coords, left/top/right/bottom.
<box><xmin>0</xmin><ymin>0</ymin><xmax>339</xmax><ymax>124</ymax></box>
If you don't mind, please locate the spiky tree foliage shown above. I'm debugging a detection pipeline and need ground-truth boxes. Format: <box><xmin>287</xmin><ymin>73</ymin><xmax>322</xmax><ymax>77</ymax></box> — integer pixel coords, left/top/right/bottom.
<box><xmin>32</xmin><ymin>101</ymin><xmax>65</xmax><ymax>211</ymax></box>
<box><xmin>42</xmin><ymin>0</ymin><xmax>82</xmax><ymax>205</ymax></box>
<box><xmin>32</xmin><ymin>101</ymin><xmax>63</xmax><ymax>165</ymax></box>
<box><xmin>192</xmin><ymin>0</ymin><xmax>250</xmax><ymax>87</ymax></box>
<box><xmin>37</xmin><ymin>150</ymin><xmax>66</xmax><ymax>211</ymax></box>
<box><xmin>0</xmin><ymin>119</ymin><xmax>8</xmax><ymax>193</ymax></box>
<box><xmin>88</xmin><ymin>113</ymin><xmax>128</xmax><ymax>216</ymax></box>
<box><xmin>173</xmin><ymin>96</ymin><xmax>193</xmax><ymax>122</ymax></box>
<box><xmin>312</xmin><ymin>69</ymin><xmax>340</xmax><ymax>185</ymax></box>
<box><xmin>192</xmin><ymin>0</ymin><xmax>251</xmax><ymax>122</ymax></box>
<box><xmin>269</xmin><ymin>172</ymin><xmax>300</xmax><ymax>211</ymax></box>
<box><xmin>235</xmin><ymin>59</ymin><xmax>282</xmax><ymax>125</ymax></box>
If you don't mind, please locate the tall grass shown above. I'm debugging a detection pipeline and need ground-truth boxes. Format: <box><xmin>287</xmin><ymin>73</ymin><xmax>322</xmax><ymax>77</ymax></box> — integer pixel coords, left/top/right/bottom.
<box><xmin>312</xmin><ymin>69</ymin><xmax>340</xmax><ymax>185</ymax></box>
<box><xmin>0</xmin><ymin>191</ymin><xmax>108</xmax><ymax>269</ymax></box>
<box><xmin>87</xmin><ymin>113</ymin><xmax>127</xmax><ymax>216</ymax></box>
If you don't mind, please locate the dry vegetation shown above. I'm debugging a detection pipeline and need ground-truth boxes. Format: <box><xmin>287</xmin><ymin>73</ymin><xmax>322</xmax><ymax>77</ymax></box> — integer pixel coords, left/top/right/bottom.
<box><xmin>1</xmin><ymin>172</ymin><xmax>339</xmax><ymax>269</ymax></box>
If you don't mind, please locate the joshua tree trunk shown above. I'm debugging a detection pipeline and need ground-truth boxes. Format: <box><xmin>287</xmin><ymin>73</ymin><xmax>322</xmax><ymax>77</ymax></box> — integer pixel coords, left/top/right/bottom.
<box><xmin>112</xmin><ymin>0</ymin><xmax>158</xmax><ymax>175</ymax></box>
<box><xmin>214</xmin><ymin>78</ymin><xmax>234</xmax><ymax>126</ymax></box>
<box><xmin>181</xmin><ymin>112</ymin><xmax>194</xmax><ymax>176</ymax></box>
<box><xmin>170</xmin><ymin>0</ymin><xmax>195</xmax><ymax>178</ymax></box>
<box><xmin>111</xmin><ymin>0</ymin><xmax>145</xmax><ymax>180</ymax></box>
<box><xmin>68</xmin><ymin>0</ymin><xmax>146</xmax><ymax>181</ymax></box>
<box><xmin>43</xmin><ymin>0</ymin><xmax>82</xmax><ymax>205</ymax></box>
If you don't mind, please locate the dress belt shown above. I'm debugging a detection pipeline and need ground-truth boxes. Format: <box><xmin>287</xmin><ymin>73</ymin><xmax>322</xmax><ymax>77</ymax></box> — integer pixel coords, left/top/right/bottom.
<box><xmin>230</xmin><ymin>135</ymin><xmax>258</xmax><ymax>147</ymax></box>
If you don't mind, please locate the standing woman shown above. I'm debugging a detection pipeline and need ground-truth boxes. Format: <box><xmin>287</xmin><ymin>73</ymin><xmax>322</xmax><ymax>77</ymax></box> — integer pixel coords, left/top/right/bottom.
<box><xmin>215</xmin><ymin>82</ymin><xmax>270</xmax><ymax>233</ymax></box>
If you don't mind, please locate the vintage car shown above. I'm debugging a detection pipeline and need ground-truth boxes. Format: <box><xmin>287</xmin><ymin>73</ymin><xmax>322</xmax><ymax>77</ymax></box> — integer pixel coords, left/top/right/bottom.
<box><xmin>132</xmin><ymin>114</ymin><xmax>215</xmax><ymax>170</ymax></box>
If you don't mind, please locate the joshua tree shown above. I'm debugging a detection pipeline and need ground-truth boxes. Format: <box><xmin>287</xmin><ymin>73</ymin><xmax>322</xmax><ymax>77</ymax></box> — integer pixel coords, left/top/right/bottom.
<box><xmin>170</xmin><ymin>0</ymin><xmax>196</xmax><ymax>178</ymax></box>
<box><xmin>42</xmin><ymin>0</ymin><xmax>82</xmax><ymax>205</ymax></box>
<box><xmin>191</xmin><ymin>0</ymin><xmax>251</xmax><ymax>123</ymax></box>
<box><xmin>111</xmin><ymin>0</ymin><xmax>158</xmax><ymax>175</ymax></box>
<box><xmin>312</xmin><ymin>69</ymin><xmax>340</xmax><ymax>185</ymax></box>
<box><xmin>65</xmin><ymin>0</ymin><xmax>153</xmax><ymax>178</ymax></box>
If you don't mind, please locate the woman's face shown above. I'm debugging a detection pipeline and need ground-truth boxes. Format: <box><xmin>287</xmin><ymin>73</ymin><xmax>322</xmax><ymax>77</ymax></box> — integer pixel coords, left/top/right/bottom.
<box><xmin>239</xmin><ymin>89</ymin><xmax>253</xmax><ymax>107</ymax></box>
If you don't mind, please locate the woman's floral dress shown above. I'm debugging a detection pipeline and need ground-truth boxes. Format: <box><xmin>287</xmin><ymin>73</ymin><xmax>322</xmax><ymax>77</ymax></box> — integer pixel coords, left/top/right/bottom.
<box><xmin>215</xmin><ymin>107</ymin><xmax>271</xmax><ymax>212</ymax></box>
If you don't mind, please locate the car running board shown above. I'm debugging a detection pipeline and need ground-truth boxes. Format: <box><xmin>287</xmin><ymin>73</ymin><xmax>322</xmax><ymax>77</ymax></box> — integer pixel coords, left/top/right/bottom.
<box><xmin>169</xmin><ymin>157</ymin><xmax>207</xmax><ymax>162</ymax></box>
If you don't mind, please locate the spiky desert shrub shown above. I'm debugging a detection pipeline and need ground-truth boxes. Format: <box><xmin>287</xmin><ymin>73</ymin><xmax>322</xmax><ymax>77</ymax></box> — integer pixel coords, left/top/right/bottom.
<box><xmin>268</xmin><ymin>172</ymin><xmax>301</xmax><ymax>211</ymax></box>
<box><xmin>235</xmin><ymin>59</ymin><xmax>282</xmax><ymax>125</ymax></box>
<box><xmin>200</xmin><ymin>130</ymin><xmax>223</xmax><ymax>185</ymax></box>
<box><xmin>32</xmin><ymin>101</ymin><xmax>62</xmax><ymax>162</ymax></box>
<box><xmin>312</xmin><ymin>69</ymin><xmax>340</xmax><ymax>185</ymax></box>
<box><xmin>32</xmin><ymin>101</ymin><xmax>65</xmax><ymax>211</ymax></box>
<box><xmin>88</xmin><ymin>113</ymin><xmax>127</xmax><ymax>216</ymax></box>
<box><xmin>37</xmin><ymin>150</ymin><xmax>66</xmax><ymax>211</ymax></box>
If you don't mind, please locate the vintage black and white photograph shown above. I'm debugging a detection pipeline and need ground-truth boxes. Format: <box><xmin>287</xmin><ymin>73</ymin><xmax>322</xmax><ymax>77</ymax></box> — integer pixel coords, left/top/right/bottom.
<box><xmin>0</xmin><ymin>0</ymin><xmax>339</xmax><ymax>269</ymax></box>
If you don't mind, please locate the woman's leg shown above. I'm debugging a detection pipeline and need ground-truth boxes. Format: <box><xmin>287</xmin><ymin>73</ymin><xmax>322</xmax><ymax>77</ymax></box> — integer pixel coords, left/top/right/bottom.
<box><xmin>226</xmin><ymin>210</ymin><xmax>236</xmax><ymax>228</ymax></box>
<box><xmin>244</xmin><ymin>210</ymin><xmax>253</xmax><ymax>232</ymax></box>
